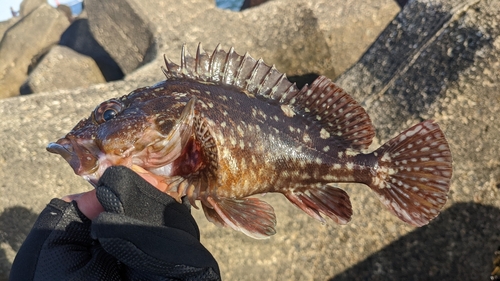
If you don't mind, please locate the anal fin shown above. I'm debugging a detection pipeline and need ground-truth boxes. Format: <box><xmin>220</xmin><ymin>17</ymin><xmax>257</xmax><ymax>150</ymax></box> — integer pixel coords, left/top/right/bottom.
<box><xmin>202</xmin><ymin>196</ymin><xmax>276</xmax><ymax>239</ymax></box>
<box><xmin>284</xmin><ymin>185</ymin><xmax>352</xmax><ymax>225</ymax></box>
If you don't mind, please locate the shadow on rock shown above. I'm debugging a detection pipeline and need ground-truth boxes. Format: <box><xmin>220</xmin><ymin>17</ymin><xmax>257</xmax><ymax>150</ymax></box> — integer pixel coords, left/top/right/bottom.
<box><xmin>0</xmin><ymin>206</ymin><xmax>38</xmax><ymax>280</ymax></box>
<box><xmin>394</xmin><ymin>0</ymin><xmax>408</xmax><ymax>8</ymax></box>
<box><xmin>287</xmin><ymin>73</ymin><xmax>319</xmax><ymax>89</ymax></box>
<box><xmin>366</xmin><ymin>1</ymin><xmax>493</xmax><ymax>115</ymax></box>
<box><xmin>330</xmin><ymin>202</ymin><xmax>500</xmax><ymax>280</ymax></box>
<box><xmin>59</xmin><ymin>18</ymin><xmax>124</xmax><ymax>82</ymax></box>
<box><xmin>338</xmin><ymin>0</ymin><xmax>497</xmax><ymax>141</ymax></box>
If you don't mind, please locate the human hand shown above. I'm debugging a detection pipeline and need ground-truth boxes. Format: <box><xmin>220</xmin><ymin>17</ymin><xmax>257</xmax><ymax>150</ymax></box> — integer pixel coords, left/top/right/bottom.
<box><xmin>61</xmin><ymin>189</ymin><xmax>104</xmax><ymax>220</ymax></box>
<box><xmin>10</xmin><ymin>166</ymin><xmax>220</xmax><ymax>280</ymax></box>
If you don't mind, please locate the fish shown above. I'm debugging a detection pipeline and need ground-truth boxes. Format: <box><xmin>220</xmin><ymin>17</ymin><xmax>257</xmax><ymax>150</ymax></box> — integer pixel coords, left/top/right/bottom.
<box><xmin>47</xmin><ymin>44</ymin><xmax>453</xmax><ymax>239</ymax></box>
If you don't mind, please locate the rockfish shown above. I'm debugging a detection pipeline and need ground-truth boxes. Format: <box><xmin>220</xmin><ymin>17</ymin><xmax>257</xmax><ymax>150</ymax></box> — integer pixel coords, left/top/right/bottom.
<box><xmin>47</xmin><ymin>44</ymin><xmax>452</xmax><ymax>239</ymax></box>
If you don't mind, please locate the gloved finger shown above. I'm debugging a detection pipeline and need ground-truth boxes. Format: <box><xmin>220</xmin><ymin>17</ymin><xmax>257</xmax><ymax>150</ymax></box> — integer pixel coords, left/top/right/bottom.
<box><xmin>96</xmin><ymin>166</ymin><xmax>199</xmax><ymax>238</ymax></box>
<box><xmin>92</xmin><ymin>212</ymin><xmax>220</xmax><ymax>279</ymax></box>
<box><xmin>10</xmin><ymin>199</ymin><xmax>100</xmax><ymax>281</ymax></box>
<box><xmin>181</xmin><ymin>194</ymin><xmax>192</xmax><ymax>212</ymax></box>
<box><xmin>62</xmin><ymin>189</ymin><xmax>105</xmax><ymax>220</ymax></box>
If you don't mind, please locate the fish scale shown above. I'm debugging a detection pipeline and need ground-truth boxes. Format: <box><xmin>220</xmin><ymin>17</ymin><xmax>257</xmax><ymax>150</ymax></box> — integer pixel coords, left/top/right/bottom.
<box><xmin>47</xmin><ymin>43</ymin><xmax>453</xmax><ymax>239</ymax></box>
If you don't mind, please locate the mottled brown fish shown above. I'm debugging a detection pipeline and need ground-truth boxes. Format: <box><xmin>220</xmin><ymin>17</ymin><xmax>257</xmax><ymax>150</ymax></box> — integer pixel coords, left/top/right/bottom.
<box><xmin>47</xmin><ymin>44</ymin><xmax>453</xmax><ymax>239</ymax></box>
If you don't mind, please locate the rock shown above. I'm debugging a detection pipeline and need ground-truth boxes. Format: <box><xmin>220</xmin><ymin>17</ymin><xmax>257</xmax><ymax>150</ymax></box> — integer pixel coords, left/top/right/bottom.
<box><xmin>26</xmin><ymin>44</ymin><xmax>56</xmax><ymax>74</ymax></box>
<box><xmin>335</xmin><ymin>0</ymin><xmax>500</xmax><ymax>278</ymax></box>
<box><xmin>85</xmin><ymin>0</ymin><xmax>398</xmax><ymax>82</ymax></box>
<box><xmin>0</xmin><ymin>17</ymin><xmax>20</xmax><ymax>41</ymax></box>
<box><xmin>56</xmin><ymin>4</ymin><xmax>73</xmax><ymax>22</ymax></box>
<box><xmin>0</xmin><ymin>3</ymin><xmax>70</xmax><ymax>99</ymax></box>
<box><xmin>84</xmin><ymin>0</ymin><xmax>154</xmax><ymax>75</ymax></box>
<box><xmin>305</xmin><ymin>0</ymin><xmax>400</xmax><ymax>78</ymax></box>
<box><xmin>20</xmin><ymin>45</ymin><xmax>106</xmax><ymax>94</ymax></box>
<box><xmin>19</xmin><ymin>0</ymin><xmax>47</xmax><ymax>17</ymax></box>
<box><xmin>59</xmin><ymin>18</ymin><xmax>124</xmax><ymax>81</ymax></box>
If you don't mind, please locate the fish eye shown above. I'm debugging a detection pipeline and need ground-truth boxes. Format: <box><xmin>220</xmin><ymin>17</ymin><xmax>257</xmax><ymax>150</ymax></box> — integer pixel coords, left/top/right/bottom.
<box><xmin>92</xmin><ymin>100</ymin><xmax>124</xmax><ymax>124</ymax></box>
<box><xmin>102</xmin><ymin>109</ymin><xmax>118</xmax><ymax>121</ymax></box>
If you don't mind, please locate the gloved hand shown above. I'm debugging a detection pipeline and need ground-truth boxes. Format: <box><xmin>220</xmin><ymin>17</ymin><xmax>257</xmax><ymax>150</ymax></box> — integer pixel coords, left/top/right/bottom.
<box><xmin>9</xmin><ymin>166</ymin><xmax>220</xmax><ymax>280</ymax></box>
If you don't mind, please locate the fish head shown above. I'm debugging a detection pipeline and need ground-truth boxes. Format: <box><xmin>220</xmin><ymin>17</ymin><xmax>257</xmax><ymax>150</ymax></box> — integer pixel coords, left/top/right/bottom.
<box><xmin>47</xmin><ymin>84</ymin><xmax>196</xmax><ymax>186</ymax></box>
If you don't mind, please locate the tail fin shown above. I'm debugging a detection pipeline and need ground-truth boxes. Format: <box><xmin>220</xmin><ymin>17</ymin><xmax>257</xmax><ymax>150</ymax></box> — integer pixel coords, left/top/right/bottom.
<box><xmin>369</xmin><ymin>120</ymin><xmax>452</xmax><ymax>227</ymax></box>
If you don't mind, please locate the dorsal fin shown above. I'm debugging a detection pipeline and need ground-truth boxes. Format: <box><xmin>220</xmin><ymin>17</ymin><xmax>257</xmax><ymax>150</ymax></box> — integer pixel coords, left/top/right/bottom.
<box><xmin>162</xmin><ymin>44</ymin><xmax>375</xmax><ymax>150</ymax></box>
<box><xmin>294</xmin><ymin>76</ymin><xmax>376</xmax><ymax>150</ymax></box>
<box><xmin>162</xmin><ymin>43</ymin><xmax>299</xmax><ymax>104</ymax></box>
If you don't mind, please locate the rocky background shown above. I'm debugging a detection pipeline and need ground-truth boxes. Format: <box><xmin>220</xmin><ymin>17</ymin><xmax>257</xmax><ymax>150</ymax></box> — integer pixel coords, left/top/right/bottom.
<box><xmin>0</xmin><ymin>0</ymin><xmax>499</xmax><ymax>280</ymax></box>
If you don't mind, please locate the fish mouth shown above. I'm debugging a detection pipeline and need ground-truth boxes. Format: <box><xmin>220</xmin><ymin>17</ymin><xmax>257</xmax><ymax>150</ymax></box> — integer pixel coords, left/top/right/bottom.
<box><xmin>47</xmin><ymin>141</ymin><xmax>74</xmax><ymax>162</ymax></box>
<box><xmin>47</xmin><ymin>137</ymin><xmax>99</xmax><ymax>182</ymax></box>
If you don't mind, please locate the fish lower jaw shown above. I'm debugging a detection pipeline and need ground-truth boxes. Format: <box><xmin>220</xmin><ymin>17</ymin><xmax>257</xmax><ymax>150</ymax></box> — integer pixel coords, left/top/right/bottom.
<box><xmin>81</xmin><ymin>160</ymin><xmax>108</xmax><ymax>187</ymax></box>
<box><xmin>81</xmin><ymin>155</ymin><xmax>133</xmax><ymax>186</ymax></box>
<box><xmin>75</xmin><ymin>160</ymin><xmax>101</xmax><ymax>187</ymax></box>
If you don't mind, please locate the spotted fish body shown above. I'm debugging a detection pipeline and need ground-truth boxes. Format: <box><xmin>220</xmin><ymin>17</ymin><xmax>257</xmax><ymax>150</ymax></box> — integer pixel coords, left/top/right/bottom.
<box><xmin>47</xmin><ymin>44</ymin><xmax>453</xmax><ymax>239</ymax></box>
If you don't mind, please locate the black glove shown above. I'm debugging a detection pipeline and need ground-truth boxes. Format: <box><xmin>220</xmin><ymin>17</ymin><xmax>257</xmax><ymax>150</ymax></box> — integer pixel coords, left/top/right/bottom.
<box><xmin>9</xmin><ymin>166</ymin><xmax>220</xmax><ymax>280</ymax></box>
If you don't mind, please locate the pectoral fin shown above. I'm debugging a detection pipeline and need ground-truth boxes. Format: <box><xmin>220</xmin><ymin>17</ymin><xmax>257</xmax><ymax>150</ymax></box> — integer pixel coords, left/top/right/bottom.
<box><xmin>202</xmin><ymin>196</ymin><xmax>276</xmax><ymax>239</ymax></box>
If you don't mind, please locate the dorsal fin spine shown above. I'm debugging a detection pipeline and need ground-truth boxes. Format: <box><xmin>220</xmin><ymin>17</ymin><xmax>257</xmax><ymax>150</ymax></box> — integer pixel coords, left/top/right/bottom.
<box><xmin>223</xmin><ymin>47</ymin><xmax>235</xmax><ymax>85</ymax></box>
<box><xmin>162</xmin><ymin>44</ymin><xmax>298</xmax><ymax>104</ymax></box>
<box><xmin>195</xmin><ymin>43</ymin><xmax>203</xmax><ymax>77</ymax></box>
<box><xmin>257</xmin><ymin>65</ymin><xmax>275</xmax><ymax>97</ymax></box>
<box><xmin>161</xmin><ymin>55</ymin><xmax>169</xmax><ymax>78</ymax></box>
<box><xmin>236</xmin><ymin>52</ymin><xmax>251</xmax><ymax>89</ymax></box>
<box><xmin>270</xmin><ymin>73</ymin><xmax>286</xmax><ymax>101</ymax></box>
<box><xmin>209</xmin><ymin>44</ymin><xmax>221</xmax><ymax>82</ymax></box>
<box><xmin>281</xmin><ymin>82</ymin><xmax>297</xmax><ymax>104</ymax></box>
<box><xmin>258</xmin><ymin>60</ymin><xmax>270</xmax><ymax>95</ymax></box>
<box><xmin>180</xmin><ymin>44</ymin><xmax>188</xmax><ymax>77</ymax></box>
<box><xmin>198</xmin><ymin>44</ymin><xmax>211</xmax><ymax>81</ymax></box>
<box><xmin>215</xmin><ymin>45</ymin><xmax>228</xmax><ymax>83</ymax></box>
<box><xmin>162</xmin><ymin>55</ymin><xmax>177</xmax><ymax>79</ymax></box>
<box><xmin>247</xmin><ymin>58</ymin><xmax>264</xmax><ymax>93</ymax></box>
<box><xmin>257</xmin><ymin>59</ymin><xmax>274</xmax><ymax>96</ymax></box>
